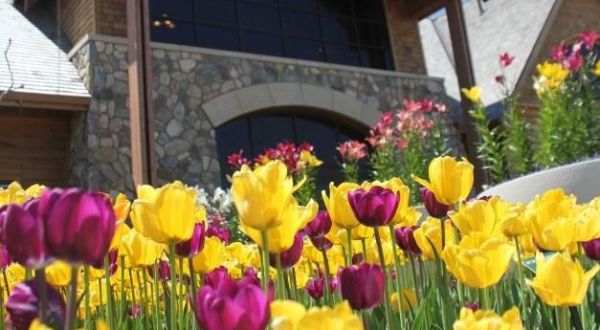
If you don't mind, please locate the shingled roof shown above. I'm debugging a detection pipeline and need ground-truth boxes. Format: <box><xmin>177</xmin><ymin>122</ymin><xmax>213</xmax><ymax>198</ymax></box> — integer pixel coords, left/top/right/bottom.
<box><xmin>419</xmin><ymin>0</ymin><xmax>557</xmax><ymax>116</ymax></box>
<box><xmin>0</xmin><ymin>1</ymin><xmax>90</xmax><ymax>108</ymax></box>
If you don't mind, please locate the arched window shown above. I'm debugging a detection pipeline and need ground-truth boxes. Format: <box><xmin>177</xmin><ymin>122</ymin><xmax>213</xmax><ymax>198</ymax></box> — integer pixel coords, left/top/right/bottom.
<box><xmin>215</xmin><ymin>108</ymin><xmax>367</xmax><ymax>189</ymax></box>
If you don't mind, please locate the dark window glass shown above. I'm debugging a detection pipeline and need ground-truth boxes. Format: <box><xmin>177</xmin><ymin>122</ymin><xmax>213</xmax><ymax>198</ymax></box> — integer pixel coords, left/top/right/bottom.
<box><xmin>195</xmin><ymin>0</ymin><xmax>236</xmax><ymax>25</ymax></box>
<box><xmin>321</xmin><ymin>16</ymin><xmax>357</xmax><ymax>44</ymax></box>
<box><xmin>197</xmin><ymin>25</ymin><xmax>239</xmax><ymax>51</ymax></box>
<box><xmin>326</xmin><ymin>44</ymin><xmax>361</xmax><ymax>66</ymax></box>
<box><xmin>285</xmin><ymin>38</ymin><xmax>324</xmax><ymax>61</ymax></box>
<box><xmin>151</xmin><ymin>20</ymin><xmax>196</xmax><ymax>46</ymax></box>
<box><xmin>150</xmin><ymin>0</ymin><xmax>194</xmax><ymax>21</ymax></box>
<box><xmin>241</xmin><ymin>31</ymin><xmax>284</xmax><ymax>56</ymax></box>
<box><xmin>238</xmin><ymin>2</ymin><xmax>279</xmax><ymax>30</ymax></box>
<box><xmin>353</xmin><ymin>0</ymin><xmax>385</xmax><ymax>21</ymax></box>
<box><xmin>319</xmin><ymin>0</ymin><xmax>353</xmax><ymax>18</ymax></box>
<box><xmin>280</xmin><ymin>0</ymin><xmax>318</xmax><ymax>11</ymax></box>
<box><xmin>359</xmin><ymin>47</ymin><xmax>388</xmax><ymax>69</ymax></box>
<box><xmin>281</xmin><ymin>10</ymin><xmax>320</xmax><ymax>39</ymax></box>
<box><xmin>357</xmin><ymin>22</ymin><xmax>386</xmax><ymax>47</ymax></box>
<box><xmin>249</xmin><ymin>116</ymin><xmax>295</xmax><ymax>153</ymax></box>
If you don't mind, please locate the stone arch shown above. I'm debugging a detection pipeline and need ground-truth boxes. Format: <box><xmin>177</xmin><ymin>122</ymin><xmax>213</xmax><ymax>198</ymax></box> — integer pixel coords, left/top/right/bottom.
<box><xmin>201</xmin><ymin>82</ymin><xmax>381</xmax><ymax>128</ymax></box>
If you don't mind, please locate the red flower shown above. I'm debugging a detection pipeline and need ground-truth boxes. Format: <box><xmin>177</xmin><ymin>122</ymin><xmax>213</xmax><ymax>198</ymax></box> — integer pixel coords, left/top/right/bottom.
<box><xmin>227</xmin><ymin>150</ymin><xmax>250</xmax><ymax>169</ymax></box>
<box><xmin>495</xmin><ymin>75</ymin><xmax>506</xmax><ymax>84</ymax></box>
<box><xmin>550</xmin><ymin>41</ymin><xmax>567</xmax><ymax>62</ymax></box>
<box><xmin>499</xmin><ymin>52</ymin><xmax>515</xmax><ymax>68</ymax></box>
<box><xmin>580</xmin><ymin>30</ymin><xmax>598</xmax><ymax>49</ymax></box>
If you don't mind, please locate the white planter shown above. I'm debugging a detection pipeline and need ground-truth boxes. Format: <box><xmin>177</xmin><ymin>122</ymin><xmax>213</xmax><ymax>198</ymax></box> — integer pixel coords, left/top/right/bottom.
<box><xmin>478</xmin><ymin>158</ymin><xmax>600</xmax><ymax>203</ymax></box>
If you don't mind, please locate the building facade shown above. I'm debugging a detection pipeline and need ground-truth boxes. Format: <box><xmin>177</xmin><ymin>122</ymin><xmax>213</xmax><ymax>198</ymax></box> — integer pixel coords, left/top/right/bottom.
<box><xmin>1</xmin><ymin>0</ymin><xmax>460</xmax><ymax>194</ymax></box>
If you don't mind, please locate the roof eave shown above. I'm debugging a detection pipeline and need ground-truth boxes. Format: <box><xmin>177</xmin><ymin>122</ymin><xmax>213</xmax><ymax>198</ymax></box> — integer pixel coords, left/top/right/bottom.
<box><xmin>0</xmin><ymin>91</ymin><xmax>90</xmax><ymax>111</ymax></box>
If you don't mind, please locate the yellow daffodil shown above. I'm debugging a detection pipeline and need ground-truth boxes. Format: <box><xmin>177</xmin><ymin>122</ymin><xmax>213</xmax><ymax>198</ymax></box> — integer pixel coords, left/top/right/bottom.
<box><xmin>450</xmin><ymin>197</ymin><xmax>508</xmax><ymax>237</ymax></box>
<box><xmin>298</xmin><ymin>150</ymin><xmax>323</xmax><ymax>168</ymax></box>
<box><xmin>192</xmin><ymin>236</ymin><xmax>226</xmax><ymax>274</ymax></box>
<box><xmin>243</xmin><ymin>199</ymin><xmax>317</xmax><ymax>253</ymax></box>
<box><xmin>363</xmin><ymin>178</ymin><xmax>411</xmax><ymax>225</ymax></box>
<box><xmin>121</xmin><ymin>229</ymin><xmax>166</xmax><ymax>268</ymax></box>
<box><xmin>461</xmin><ymin>86</ymin><xmax>482</xmax><ymax>104</ymax></box>
<box><xmin>442</xmin><ymin>233</ymin><xmax>514</xmax><ymax>289</ymax></box>
<box><xmin>391</xmin><ymin>288</ymin><xmax>417</xmax><ymax>313</ymax></box>
<box><xmin>413</xmin><ymin>156</ymin><xmax>474</xmax><ymax>206</ymax></box>
<box><xmin>271</xmin><ymin>300</ymin><xmax>363</xmax><ymax>330</ymax></box>
<box><xmin>536</xmin><ymin>61</ymin><xmax>569</xmax><ymax>91</ymax></box>
<box><xmin>131</xmin><ymin>181</ymin><xmax>197</xmax><ymax>244</ymax></box>
<box><xmin>232</xmin><ymin>161</ymin><xmax>298</xmax><ymax>231</ymax></box>
<box><xmin>453</xmin><ymin>307</ymin><xmax>523</xmax><ymax>330</ymax></box>
<box><xmin>500</xmin><ymin>203</ymin><xmax>528</xmax><ymax>238</ymax></box>
<box><xmin>524</xmin><ymin>189</ymin><xmax>577</xmax><ymax>251</ymax></box>
<box><xmin>413</xmin><ymin>217</ymin><xmax>455</xmax><ymax>260</ymax></box>
<box><xmin>527</xmin><ymin>252</ymin><xmax>599</xmax><ymax>306</ymax></box>
<box><xmin>45</xmin><ymin>261</ymin><xmax>75</xmax><ymax>287</ymax></box>
<box><xmin>322</xmin><ymin>182</ymin><xmax>361</xmax><ymax>229</ymax></box>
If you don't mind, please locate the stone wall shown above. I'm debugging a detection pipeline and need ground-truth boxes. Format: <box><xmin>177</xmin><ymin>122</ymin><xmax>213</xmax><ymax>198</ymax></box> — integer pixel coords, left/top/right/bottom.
<box><xmin>68</xmin><ymin>35</ymin><xmax>454</xmax><ymax>194</ymax></box>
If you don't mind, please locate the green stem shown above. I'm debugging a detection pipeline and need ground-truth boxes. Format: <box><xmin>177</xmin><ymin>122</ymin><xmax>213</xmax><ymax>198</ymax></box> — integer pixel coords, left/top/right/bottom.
<box><xmin>275</xmin><ymin>253</ymin><xmax>286</xmax><ymax>299</ymax></box>
<box><xmin>119</xmin><ymin>256</ymin><xmax>125</xmax><ymax>326</ymax></box>
<box><xmin>0</xmin><ymin>287</ymin><xmax>4</xmax><ymax>330</ymax></box>
<box><xmin>188</xmin><ymin>258</ymin><xmax>198</xmax><ymax>307</ymax></box>
<box><xmin>103</xmin><ymin>255</ymin><xmax>114</xmax><ymax>330</ymax></box>
<box><xmin>64</xmin><ymin>266</ymin><xmax>79</xmax><ymax>330</ymax></box>
<box><xmin>482</xmin><ymin>287</ymin><xmax>491</xmax><ymax>310</ymax></box>
<box><xmin>136</xmin><ymin>270</ymin><xmax>147</xmax><ymax>321</ymax></box>
<box><xmin>260</xmin><ymin>230</ymin><xmax>270</xmax><ymax>293</ymax></box>
<box><xmin>408</xmin><ymin>254</ymin><xmax>420</xmax><ymax>300</ymax></box>
<box><xmin>35</xmin><ymin>268</ymin><xmax>47</xmax><ymax>323</ymax></box>
<box><xmin>84</xmin><ymin>266</ymin><xmax>90</xmax><ymax>328</ymax></box>
<box><xmin>388</xmin><ymin>225</ymin><xmax>405</xmax><ymax>327</ymax></box>
<box><xmin>2</xmin><ymin>269</ymin><xmax>10</xmax><ymax>295</ymax></box>
<box><xmin>345</xmin><ymin>228</ymin><xmax>353</xmax><ymax>266</ymax></box>
<box><xmin>168</xmin><ymin>244</ymin><xmax>177</xmax><ymax>330</ymax></box>
<box><xmin>557</xmin><ymin>306</ymin><xmax>570</xmax><ymax>330</ymax></box>
<box><xmin>514</xmin><ymin>237</ymin><xmax>527</xmax><ymax>309</ymax></box>
<box><xmin>152</xmin><ymin>262</ymin><xmax>161</xmax><ymax>330</ymax></box>
<box><xmin>320</xmin><ymin>249</ymin><xmax>333</xmax><ymax>306</ymax></box>
<box><xmin>373</xmin><ymin>228</ymin><xmax>393</xmax><ymax>329</ymax></box>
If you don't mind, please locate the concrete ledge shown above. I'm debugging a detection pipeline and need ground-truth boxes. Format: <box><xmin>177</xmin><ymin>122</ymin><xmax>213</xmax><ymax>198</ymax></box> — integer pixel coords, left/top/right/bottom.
<box><xmin>479</xmin><ymin>158</ymin><xmax>600</xmax><ymax>203</ymax></box>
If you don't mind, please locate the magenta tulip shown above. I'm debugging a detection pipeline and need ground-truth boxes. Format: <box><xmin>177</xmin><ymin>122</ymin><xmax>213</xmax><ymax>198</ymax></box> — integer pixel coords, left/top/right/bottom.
<box><xmin>206</xmin><ymin>223</ymin><xmax>231</xmax><ymax>243</ymax></box>
<box><xmin>203</xmin><ymin>266</ymin><xmax>230</xmax><ymax>287</ymax></box>
<box><xmin>39</xmin><ymin>188</ymin><xmax>116</xmax><ymax>265</ymax></box>
<box><xmin>348</xmin><ymin>186</ymin><xmax>399</xmax><ymax>227</ymax></box>
<box><xmin>269</xmin><ymin>231</ymin><xmax>304</xmax><ymax>268</ymax></box>
<box><xmin>339</xmin><ymin>263</ymin><xmax>385</xmax><ymax>310</ymax></box>
<box><xmin>0</xmin><ymin>244</ymin><xmax>11</xmax><ymax>269</ymax></box>
<box><xmin>176</xmin><ymin>222</ymin><xmax>206</xmax><ymax>258</ymax></box>
<box><xmin>394</xmin><ymin>226</ymin><xmax>421</xmax><ymax>255</ymax></box>
<box><xmin>2</xmin><ymin>199</ymin><xmax>50</xmax><ymax>268</ymax></box>
<box><xmin>420</xmin><ymin>187</ymin><xmax>451</xmax><ymax>218</ymax></box>
<box><xmin>304</xmin><ymin>210</ymin><xmax>333</xmax><ymax>250</ymax></box>
<box><xmin>584</xmin><ymin>238</ymin><xmax>600</xmax><ymax>261</ymax></box>
<box><xmin>194</xmin><ymin>275</ymin><xmax>270</xmax><ymax>330</ymax></box>
<box><xmin>305</xmin><ymin>275</ymin><xmax>337</xmax><ymax>301</ymax></box>
<box><xmin>147</xmin><ymin>260</ymin><xmax>171</xmax><ymax>281</ymax></box>
<box><xmin>6</xmin><ymin>279</ymin><xmax>66</xmax><ymax>330</ymax></box>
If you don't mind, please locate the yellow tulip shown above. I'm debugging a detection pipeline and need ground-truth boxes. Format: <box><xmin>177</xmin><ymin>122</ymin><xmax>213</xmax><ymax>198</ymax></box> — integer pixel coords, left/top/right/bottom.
<box><xmin>363</xmin><ymin>178</ymin><xmax>412</xmax><ymax>225</ymax></box>
<box><xmin>524</xmin><ymin>189</ymin><xmax>577</xmax><ymax>251</ymax></box>
<box><xmin>450</xmin><ymin>197</ymin><xmax>508</xmax><ymax>237</ymax></box>
<box><xmin>24</xmin><ymin>184</ymin><xmax>44</xmax><ymax>199</ymax></box>
<box><xmin>351</xmin><ymin>224</ymin><xmax>374</xmax><ymax>240</ymax></box>
<box><xmin>0</xmin><ymin>181</ymin><xmax>27</xmax><ymax>206</ymax></box>
<box><xmin>413</xmin><ymin>217</ymin><xmax>455</xmax><ymax>260</ymax></box>
<box><xmin>2</xmin><ymin>263</ymin><xmax>25</xmax><ymax>291</ymax></box>
<box><xmin>461</xmin><ymin>86</ymin><xmax>482</xmax><ymax>104</ymax></box>
<box><xmin>442</xmin><ymin>233</ymin><xmax>514</xmax><ymax>288</ymax></box>
<box><xmin>413</xmin><ymin>156</ymin><xmax>474</xmax><ymax>206</ymax></box>
<box><xmin>573</xmin><ymin>206</ymin><xmax>600</xmax><ymax>242</ymax></box>
<box><xmin>527</xmin><ymin>252</ymin><xmax>599</xmax><ymax>306</ymax></box>
<box><xmin>121</xmin><ymin>229</ymin><xmax>166</xmax><ymax>268</ymax></box>
<box><xmin>192</xmin><ymin>236</ymin><xmax>226</xmax><ymax>274</ymax></box>
<box><xmin>500</xmin><ymin>203</ymin><xmax>528</xmax><ymax>238</ymax></box>
<box><xmin>131</xmin><ymin>181</ymin><xmax>197</xmax><ymax>244</ymax></box>
<box><xmin>536</xmin><ymin>61</ymin><xmax>569</xmax><ymax>90</ymax></box>
<box><xmin>453</xmin><ymin>307</ymin><xmax>523</xmax><ymax>330</ymax></box>
<box><xmin>232</xmin><ymin>161</ymin><xmax>299</xmax><ymax>231</ymax></box>
<box><xmin>271</xmin><ymin>300</ymin><xmax>363</xmax><ymax>330</ymax></box>
<box><xmin>243</xmin><ymin>199</ymin><xmax>317</xmax><ymax>253</ymax></box>
<box><xmin>594</xmin><ymin>60</ymin><xmax>600</xmax><ymax>76</ymax></box>
<box><xmin>28</xmin><ymin>319</ymin><xmax>53</xmax><ymax>330</ymax></box>
<box><xmin>391</xmin><ymin>288</ymin><xmax>417</xmax><ymax>313</ymax></box>
<box><xmin>45</xmin><ymin>261</ymin><xmax>75</xmax><ymax>287</ymax></box>
<box><xmin>322</xmin><ymin>182</ymin><xmax>361</xmax><ymax>229</ymax></box>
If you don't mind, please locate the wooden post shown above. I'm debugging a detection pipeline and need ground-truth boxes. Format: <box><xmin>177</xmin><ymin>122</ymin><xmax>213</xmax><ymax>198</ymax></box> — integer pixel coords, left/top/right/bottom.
<box><xmin>445</xmin><ymin>0</ymin><xmax>486</xmax><ymax>189</ymax></box>
<box><xmin>127</xmin><ymin>0</ymin><xmax>156</xmax><ymax>187</ymax></box>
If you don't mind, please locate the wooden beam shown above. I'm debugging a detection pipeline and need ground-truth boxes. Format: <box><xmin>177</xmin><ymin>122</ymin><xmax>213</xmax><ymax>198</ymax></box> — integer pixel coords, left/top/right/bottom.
<box><xmin>127</xmin><ymin>0</ymin><xmax>157</xmax><ymax>187</ymax></box>
<box><xmin>404</xmin><ymin>0</ymin><xmax>446</xmax><ymax>19</ymax></box>
<box><xmin>444</xmin><ymin>0</ymin><xmax>486</xmax><ymax>189</ymax></box>
<box><xmin>0</xmin><ymin>92</ymin><xmax>89</xmax><ymax>111</ymax></box>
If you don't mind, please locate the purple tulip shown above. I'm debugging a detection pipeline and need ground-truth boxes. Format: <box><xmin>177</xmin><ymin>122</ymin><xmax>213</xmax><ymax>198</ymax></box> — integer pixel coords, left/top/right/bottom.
<box><xmin>3</xmin><ymin>199</ymin><xmax>50</xmax><ymax>268</ymax></box>
<box><xmin>464</xmin><ymin>300</ymin><xmax>480</xmax><ymax>312</ymax></box>
<box><xmin>269</xmin><ymin>232</ymin><xmax>304</xmax><ymax>268</ymax></box>
<box><xmin>305</xmin><ymin>275</ymin><xmax>337</xmax><ymax>301</ymax></box>
<box><xmin>348</xmin><ymin>186</ymin><xmax>399</xmax><ymax>227</ymax></box>
<box><xmin>352</xmin><ymin>253</ymin><xmax>364</xmax><ymax>265</ymax></box>
<box><xmin>420</xmin><ymin>187</ymin><xmax>451</xmax><ymax>218</ymax></box>
<box><xmin>127</xmin><ymin>304</ymin><xmax>142</xmax><ymax>318</ymax></box>
<box><xmin>304</xmin><ymin>211</ymin><xmax>333</xmax><ymax>250</ymax></box>
<box><xmin>194</xmin><ymin>275</ymin><xmax>270</xmax><ymax>330</ymax></box>
<box><xmin>338</xmin><ymin>263</ymin><xmax>385</xmax><ymax>310</ymax></box>
<box><xmin>584</xmin><ymin>238</ymin><xmax>600</xmax><ymax>261</ymax></box>
<box><xmin>39</xmin><ymin>188</ymin><xmax>116</xmax><ymax>265</ymax></box>
<box><xmin>203</xmin><ymin>266</ymin><xmax>230</xmax><ymax>288</ymax></box>
<box><xmin>394</xmin><ymin>226</ymin><xmax>421</xmax><ymax>255</ymax></box>
<box><xmin>206</xmin><ymin>223</ymin><xmax>231</xmax><ymax>243</ymax></box>
<box><xmin>147</xmin><ymin>260</ymin><xmax>171</xmax><ymax>281</ymax></box>
<box><xmin>176</xmin><ymin>222</ymin><xmax>206</xmax><ymax>258</ymax></box>
<box><xmin>6</xmin><ymin>279</ymin><xmax>66</xmax><ymax>330</ymax></box>
<box><xmin>0</xmin><ymin>244</ymin><xmax>11</xmax><ymax>269</ymax></box>
<box><xmin>93</xmin><ymin>249</ymin><xmax>118</xmax><ymax>276</ymax></box>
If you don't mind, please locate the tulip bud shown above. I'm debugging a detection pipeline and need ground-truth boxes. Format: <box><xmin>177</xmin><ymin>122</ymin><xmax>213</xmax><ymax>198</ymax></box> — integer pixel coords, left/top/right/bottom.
<box><xmin>464</xmin><ymin>301</ymin><xmax>480</xmax><ymax>312</ymax></box>
<box><xmin>394</xmin><ymin>226</ymin><xmax>421</xmax><ymax>255</ymax></box>
<box><xmin>583</xmin><ymin>238</ymin><xmax>600</xmax><ymax>261</ymax></box>
<box><xmin>40</xmin><ymin>189</ymin><xmax>116</xmax><ymax>265</ymax></box>
<box><xmin>339</xmin><ymin>263</ymin><xmax>385</xmax><ymax>310</ymax></box>
<box><xmin>127</xmin><ymin>304</ymin><xmax>142</xmax><ymax>318</ymax></box>
<box><xmin>420</xmin><ymin>187</ymin><xmax>451</xmax><ymax>218</ymax></box>
<box><xmin>305</xmin><ymin>211</ymin><xmax>333</xmax><ymax>250</ymax></box>
<box><xmin>269</xmin><ymin>232</ymin><xmax>303</xmax><ymax>269</ymax></box>
<box><xmin>175</xmin><ymin>222</ymin><xmax>206</xmax><ymax>258</ymax></box>
<box><xmin>347</xmin><ymin>186</ymin><xmax>400</xmax><ymax>227</ymax></box>
<box><xmin>3</xmin><ymin>199</ymin><xmax>50</xmax><ymax>269</ymax></box>
<box><xmin>6</xmin><ymin>279</ymin><xmax>66</xmax><ymax>330</ymax></box>
<box><xmin>304</xmin><ymin>276</ymin><xmax>336</xmax><ymax>301</ymax></box>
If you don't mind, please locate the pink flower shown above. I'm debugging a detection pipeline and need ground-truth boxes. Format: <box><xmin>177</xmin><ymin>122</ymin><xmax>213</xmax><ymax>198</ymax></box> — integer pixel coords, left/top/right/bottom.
<box><xmin>550</xmin><ymin>41</ymin><xmax>567</xmax><ymax>62</ymax></box>
<box><xmin>563</xmin><ymin>52</ymin><xmax>584</xmax><ymax>71</ymax></box>
<box><xmin>420</xmin><ymin>99</ymin><xmax>434</xmax><ymax>112</ymax></box>
<box><xmin>580</xmin><ymin>30</ymin><xmax>598</xmax><ymax>49</ymax></box>
<box><xmin>227</xmin><ymin>150</ymin><xmax>250</xmax><ymax>169</ymax></box>
<box><xmin>495</xmin><ymin>75</ymin><xmax>506</xmax><ymax>84</ymax></box>
<box><xmin>499</xmin><ymin>52</ymin><xmax>515</xmax><ymax>67</ymax></box>
<box><xmin>337</xmin><ymin>140</ymin><xmax>368</xmax><ymax>162</ymax></box>
<box><xmin>402</xmin><ymin>99</ymin><xmax>422</xmax><ymax>112</ymax></box>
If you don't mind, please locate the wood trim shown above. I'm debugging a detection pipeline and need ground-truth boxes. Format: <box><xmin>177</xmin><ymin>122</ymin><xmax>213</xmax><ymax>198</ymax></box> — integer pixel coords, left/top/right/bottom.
<box><xmin>0</xmin><ymin>92</ymin><xmax>89</xmax><ymax>111</ymax></box>
<box><xmin>405</xmin><ymin>0</ymin><xmax>445</xmax><ymax>19</ymax></box>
